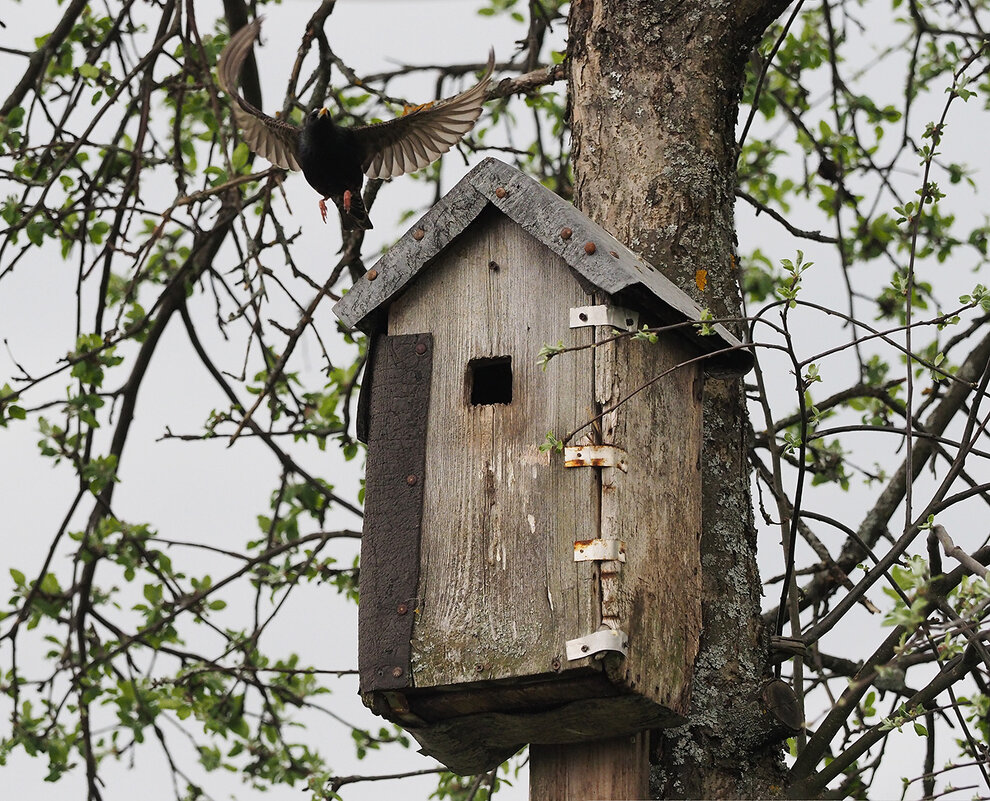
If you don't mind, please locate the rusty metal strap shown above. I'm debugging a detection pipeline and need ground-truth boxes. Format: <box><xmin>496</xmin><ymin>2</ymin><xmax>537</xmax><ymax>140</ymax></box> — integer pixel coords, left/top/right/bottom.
<box><xmin>565</xmin><ymin>629</ymin><xmax>629</xmax><ymax>661</ymax></box>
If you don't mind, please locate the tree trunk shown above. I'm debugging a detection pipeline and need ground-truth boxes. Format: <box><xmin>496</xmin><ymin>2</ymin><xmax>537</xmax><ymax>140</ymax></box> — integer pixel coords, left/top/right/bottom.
<box><xmin>568</xmin><ymin>1</ymin><xmax>792</xmax><ymax>796</ymax></box>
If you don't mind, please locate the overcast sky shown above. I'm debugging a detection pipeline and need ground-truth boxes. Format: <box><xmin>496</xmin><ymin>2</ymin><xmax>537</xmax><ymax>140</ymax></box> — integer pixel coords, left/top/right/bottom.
<box><xmin>2</xmin><ymin>0</ymin><xmax>989</xmax><ymax>799</ymax></box>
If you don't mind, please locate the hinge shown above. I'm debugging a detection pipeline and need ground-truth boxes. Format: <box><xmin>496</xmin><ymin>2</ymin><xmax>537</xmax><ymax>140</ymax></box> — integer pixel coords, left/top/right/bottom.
<box><xmin>565</xmin><ymin>628</ymin><xmax>629</xmax><ymax>661</ymax></box>
<box><xmin>574</xmin><ymin>539</ymin><xmax>626</xmax><ymax>562</ymax></box>
<box><xmin>569</xmin><ymin>305</ymin><xmax>640</xmax><ymax>332</ymax></box>
<box><xmin>564</xmin><ymin>444</ymin><xmax>628</xmax><ymax>471</ymax></box>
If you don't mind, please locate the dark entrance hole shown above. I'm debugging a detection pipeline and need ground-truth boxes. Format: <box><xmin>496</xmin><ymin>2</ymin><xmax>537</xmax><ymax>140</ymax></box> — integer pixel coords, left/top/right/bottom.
<box><xmin>468</xmin><ymin>356</ymin><xmax>512</xmax><ymax>406</ymax></box>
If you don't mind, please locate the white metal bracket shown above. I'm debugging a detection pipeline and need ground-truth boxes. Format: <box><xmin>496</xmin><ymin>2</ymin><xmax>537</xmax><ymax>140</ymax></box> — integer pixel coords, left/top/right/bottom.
<box><xmin>564</xmin><ymin>444</ymin><xmax>628</xmax><ymax>472</ymax></box>
<box><xmin>569</xmin><ymin>305</ymin><xmax>640</xmax><ymax>332</ymax></box>
<box><xmin>574</xmin><ymin>539</ymin><xmax>626</xmax><ymax>562</ymax></box>
<box><xmin>565</xmin><ymin>628</ymin><xmax>629</xmax><ymax>661</ymax></box>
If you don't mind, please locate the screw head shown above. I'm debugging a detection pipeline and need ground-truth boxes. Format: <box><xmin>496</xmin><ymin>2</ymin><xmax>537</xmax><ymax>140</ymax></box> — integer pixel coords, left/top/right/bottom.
<box><xmin>366</xmin><ymin>269</ymin><xmax>378</xmax><ymax>281</ymax></box>
<box><xmin>581</xmin><ymin>644</ymin><xmax>590</xmax><ymax>653</ymax></box>
<box><xmin>406</xmin><ymin>474</ymin><xmax>418</xmax><ymax>486</ymax></box>
<box><xmin>584</xmin><ymin>241</ymin><xmax>597</xmax><ymax>255</ymax></box>
<box><xmin>412</xmin><ymin>228</ymin><xmax>425</xmax><ymax>241</ymax></box>
<box><xmin>551</xmin><ymin>658</ymin><xmax>561</xmax><ymax>672</ymax></box>
<box><xmin>475</xmin><ymin>663</ymin><xmax>485</xmax><ymax>673</ymax></box>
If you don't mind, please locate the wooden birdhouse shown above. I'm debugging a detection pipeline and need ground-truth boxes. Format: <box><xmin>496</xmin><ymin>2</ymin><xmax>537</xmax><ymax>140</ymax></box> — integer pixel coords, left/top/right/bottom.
<box><xmin>332</xmin><ymin>158</ymin><xmax>751</xmax><ymax>775</ymax></box>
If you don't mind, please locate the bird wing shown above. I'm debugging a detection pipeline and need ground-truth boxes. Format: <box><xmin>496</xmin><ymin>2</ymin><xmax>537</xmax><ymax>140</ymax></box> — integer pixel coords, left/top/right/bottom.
<box><xmin>355</xmin><ymin>50</ymin><xmax>495</xmax><ymax>180</ymax></box>
<box><xmin>216</xmin><ymin>18</ymin><xmax>301</xmax><ymax>172</ymax></box>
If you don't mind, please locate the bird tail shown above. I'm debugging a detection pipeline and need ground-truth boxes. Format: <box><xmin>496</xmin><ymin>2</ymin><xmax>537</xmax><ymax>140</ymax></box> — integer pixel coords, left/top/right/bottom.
<box><xmin>334</xmin><ymin>193</ymin><xmax>373</xmax><ymax>230</ymax></box>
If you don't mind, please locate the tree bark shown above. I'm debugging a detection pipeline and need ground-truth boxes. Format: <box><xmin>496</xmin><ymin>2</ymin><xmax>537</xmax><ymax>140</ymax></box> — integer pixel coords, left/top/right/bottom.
<box><xmin>568</xmin><ymin>1</ymin><xmax>791</xmax><ymax>796</ymax></box>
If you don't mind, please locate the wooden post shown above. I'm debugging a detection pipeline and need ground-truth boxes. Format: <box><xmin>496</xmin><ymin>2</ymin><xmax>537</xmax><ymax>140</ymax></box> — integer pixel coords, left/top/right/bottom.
<box><xmin>530</xmin><ymin>733</ymin><xmax>649</xmax><ymax>801</ymax></box>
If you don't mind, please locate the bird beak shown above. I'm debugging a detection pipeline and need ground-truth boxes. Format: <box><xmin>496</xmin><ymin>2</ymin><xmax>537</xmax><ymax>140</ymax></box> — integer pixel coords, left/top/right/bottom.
<box><xmin>317</xmin><ymin>107</ymin><xmax>329</xmax><ymax>119</ymax></box>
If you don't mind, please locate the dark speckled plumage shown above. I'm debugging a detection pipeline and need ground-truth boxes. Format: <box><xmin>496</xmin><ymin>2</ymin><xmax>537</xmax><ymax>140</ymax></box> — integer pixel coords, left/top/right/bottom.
<box><xmin>217</xmin><ymin>18</ymin><xmax>494</xmax><ymax>230</ymax></box>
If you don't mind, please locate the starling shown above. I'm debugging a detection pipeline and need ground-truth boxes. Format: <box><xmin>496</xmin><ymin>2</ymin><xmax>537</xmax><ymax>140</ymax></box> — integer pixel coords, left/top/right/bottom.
<box><xmin>217</xmin><ymin>18</ymin><xmax>494</xmax><ymax>230</ymax></box>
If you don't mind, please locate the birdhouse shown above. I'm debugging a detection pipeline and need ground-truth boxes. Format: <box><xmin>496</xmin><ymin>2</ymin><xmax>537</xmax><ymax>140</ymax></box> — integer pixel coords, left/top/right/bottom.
<box><xmin>333</xmin><ymin>158</ymin><xmax>751</xmax><ymax>775</ymax></box>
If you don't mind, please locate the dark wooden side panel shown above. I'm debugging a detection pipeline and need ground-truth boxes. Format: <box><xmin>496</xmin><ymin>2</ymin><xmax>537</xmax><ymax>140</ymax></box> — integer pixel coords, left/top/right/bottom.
<box><xmin>358</xmin><ymin>333</ymin><xmax>433</xmax><ymax>693</ymax></box>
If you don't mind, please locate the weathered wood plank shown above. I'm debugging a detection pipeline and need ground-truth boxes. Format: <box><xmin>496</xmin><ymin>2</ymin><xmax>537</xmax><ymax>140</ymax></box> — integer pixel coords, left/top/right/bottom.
<box><xmin>388</xmin><ymin>207</ymin><xmax>600</xmax><ymax>689</ymax></box>
<box><xmin>595</xmin><ymin>308</ymin><xmax>703</xmax><ymax>716</ymax></box>
<box><xmin>530</xmin><ymin>734</ymin><xmax>650</xmax><ymax>801</ymax></box>
<box><xmin>358</xmin><ymin>333</ymin><xmax>433</xmax><ymax>693</ymax></box>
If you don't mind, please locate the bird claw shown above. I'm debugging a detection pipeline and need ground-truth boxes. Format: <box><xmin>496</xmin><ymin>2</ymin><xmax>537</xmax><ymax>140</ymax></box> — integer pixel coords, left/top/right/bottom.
<box><xmin>343</xmin><ymin>189</ymin><xmax>352</xmax><ymax>214</ymax></box>
<box><xmin>319</xmin><ymin>198</ymin><xmax>328</xmax><ymax>224</ymax></box>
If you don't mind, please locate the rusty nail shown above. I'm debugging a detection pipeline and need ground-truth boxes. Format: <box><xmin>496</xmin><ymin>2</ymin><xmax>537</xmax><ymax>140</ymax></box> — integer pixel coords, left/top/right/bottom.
<box><xmin>406</xmin><ymin>474</ymin><xmax>418</xmax><ymax>486</ymax></box>
<box><xmin>391</xmin><ymin>666</ymin><xmax>403</xmax><ymax>678</ymax></box>
<box><xmin>495</xmin><ymin>186</ymin><xmax>507</xmax><ymax>198</ymax></box>
<box><xmin>412</xmin><ymin>228</ymin><xmax>425</xmax><ymax>241</ymax></box>
<box><xmin>584</xmin><ymin>241</ymin><xmax>597</xmax><ymax>255</ymax></box>
<box><xmin>366</xmin><ymin>269</ymin><xmax>378</xmax><ymax>281</ymax></box>
<box><xmin>415</xmin><ymin>342</ymin><xmax>427</xmax><ymax>355</ymax></box>
<box><xmin>609</xmin><ymin>250</ymin><xmax>620</xmax><ymax>258</ymax></box>
<box><xmin>489</xmin><ymin>260</ymin><xmax>499</xmax><ymax>271</ymax></box>
<box><xmin>560</xmin><ymin>227</ymin><xmax>572</xmax><ymax>240</ymax></box>
<box><xmin>397</xmin><ymin>603</ymin><xmax>408</xmax><ymax>615</ymax></box>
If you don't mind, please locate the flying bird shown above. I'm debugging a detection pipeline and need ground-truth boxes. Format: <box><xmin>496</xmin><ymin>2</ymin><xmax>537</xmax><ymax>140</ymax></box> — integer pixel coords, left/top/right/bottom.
<box><xmin>217</xmin><ymin>18</ymin><xmax>494</xmax><ymax>230</ymax></box>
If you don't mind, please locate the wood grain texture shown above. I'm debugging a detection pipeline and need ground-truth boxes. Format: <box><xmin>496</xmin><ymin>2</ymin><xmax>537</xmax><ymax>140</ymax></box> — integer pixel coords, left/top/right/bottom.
<box><xmin>358</xmin><ymin>334</ymin><xmax>433</xmax><ymax>693</ymax></box>
<box><xmin>530</xmin><ymin>733</ymin><xmax>650</xmax><ymax>801</ymax></box>
<box><xmin>594</xmin><ymin>306</ymin><xmax>703</xmax><ymax>716</ymax></box>
<box><xmin>388</xmin><ymin>206</ymin><xmax>601</xmax><ymax>688</ymax></box>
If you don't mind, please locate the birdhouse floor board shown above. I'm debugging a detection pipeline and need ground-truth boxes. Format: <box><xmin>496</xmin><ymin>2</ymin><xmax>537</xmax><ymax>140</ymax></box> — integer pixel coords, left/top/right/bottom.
<box><xmin>387</xmin><ymin>208</ymin><xmax>601</xmax><ymax>690</ymax></box>
<box><xmin>396</xmin><ymin>667</ymin><xmax>620</xmax><ymax>721</ymax></box>
<box><xmin>401</xmin><ymin>691</ymin><xmax>681</xmax><ymax>776</ymax></box>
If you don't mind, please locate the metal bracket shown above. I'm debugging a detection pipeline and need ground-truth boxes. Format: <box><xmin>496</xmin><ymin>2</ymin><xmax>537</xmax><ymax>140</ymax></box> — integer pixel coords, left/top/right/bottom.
<box><xmin>574</xmin><ymin>539</ymin><xmax>626</xmax><ymax>562</ymax></box>
<box><xmin>565</xmin><ymin>628</ymin><xmax>629</xmax><ymax>661</ymax></box>
<box><xmin>569</xmin><ymin>305</ymin><xmax>640</xmax><ymax>332</ymax></box>
<box><xmin>564</xmin><ymin>444</ymin><xmax>628</xmax><ymax>472</ymax></box>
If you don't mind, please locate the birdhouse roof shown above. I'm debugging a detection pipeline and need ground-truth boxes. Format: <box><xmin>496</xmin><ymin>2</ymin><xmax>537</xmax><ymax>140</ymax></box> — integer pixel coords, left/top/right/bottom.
<box><xmin>333</xmin><ymin>158</ymin><xmax>751</xmax><ymax>374</ymax></box>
